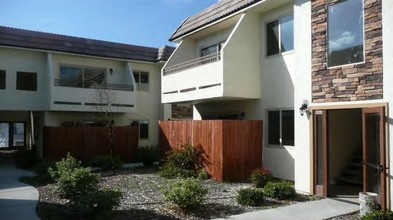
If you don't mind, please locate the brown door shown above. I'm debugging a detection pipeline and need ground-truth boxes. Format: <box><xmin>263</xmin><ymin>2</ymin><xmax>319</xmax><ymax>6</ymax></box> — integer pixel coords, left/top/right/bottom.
<box><xmin>362</xmin><ymin>107</ymin><xmax>386</xmax><ymax>209</ymax></box>
<box><xmin>313</xmin><ymin>110</ymin><xmax>328</xmax><ymax>196</ymax></box>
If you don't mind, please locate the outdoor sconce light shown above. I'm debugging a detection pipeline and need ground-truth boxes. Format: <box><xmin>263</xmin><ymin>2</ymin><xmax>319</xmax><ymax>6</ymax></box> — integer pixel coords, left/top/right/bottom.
<box><xmin>109</xmin><ymin>68</ymin><xmax>113</xmax><ymax>75</ymax></box>
<box><xmin>299</xmin><ymin>101</ymin><xmax>309</xmax><ymax>116</ymax></box>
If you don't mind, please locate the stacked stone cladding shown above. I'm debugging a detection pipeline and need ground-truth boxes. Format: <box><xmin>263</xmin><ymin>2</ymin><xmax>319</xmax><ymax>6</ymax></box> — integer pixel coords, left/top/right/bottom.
<box><xmin>311</xmin><ymin>0</ymin><xmax>383</xmax><ymax>103</ymax></box>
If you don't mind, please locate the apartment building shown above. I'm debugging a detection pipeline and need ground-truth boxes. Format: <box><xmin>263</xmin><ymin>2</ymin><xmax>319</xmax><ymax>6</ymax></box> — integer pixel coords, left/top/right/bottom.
<box><xmin>0</xmin><ymin>26</ymin><xmax>174</xmax><ymax>158</ymax></box>
<box><xmin>162</xmin><ymin>0</ymin><xmax>393</xmax><ymax>208</ymax></box>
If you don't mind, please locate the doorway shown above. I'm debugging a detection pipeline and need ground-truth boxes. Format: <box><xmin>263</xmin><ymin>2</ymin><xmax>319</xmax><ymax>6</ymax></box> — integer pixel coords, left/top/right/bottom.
<box><xmin>313</xmin><ymin>106</ymin><xmax>387</xmax><ymax>209</ymax></box>
<box><xmin>0</xmin><ymin>122</ymin><xmax>26</xmax><ymax>149</ymax></box>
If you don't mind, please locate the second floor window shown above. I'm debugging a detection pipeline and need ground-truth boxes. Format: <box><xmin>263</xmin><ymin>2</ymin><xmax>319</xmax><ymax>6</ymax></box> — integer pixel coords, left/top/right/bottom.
<box><xmin>200</xmin><ymin>41</ymin><xmax>225</xmax><ymax>57</ymax></box>
<box><xmin>17</xmin><ymin>72</ymin><xmax>37</xmax><ymax>91</ymax></box>
<box><xmin>59</xmin><ymin>66</ymin><xmax>105</xmax><ymax>88</ymax></box>
<box><xmin>133</xmin><ymin>71</ymin><xmax>149</xmax><ymax>91</ymax></box>
<box><xmin>328</xmin><ymin>0</ymin><xmax>364</xmax><ymax>67</ymax></box>
<box><xmin>0</xmin><ymin>70</ymin><xmax>5</xmax><ymax>89</ymax></box>
<box><xmin>266</xmin><ymin>14</ymin><xmax>294</xmax><ymax>56</ymax></box>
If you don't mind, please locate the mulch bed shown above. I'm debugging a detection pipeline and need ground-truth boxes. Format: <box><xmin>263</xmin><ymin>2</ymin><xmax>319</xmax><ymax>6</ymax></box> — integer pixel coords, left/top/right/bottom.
<box><xmin>34</xmin><ymin>167</ymin><xmax>319</xmax><ymax>220</ymax></box>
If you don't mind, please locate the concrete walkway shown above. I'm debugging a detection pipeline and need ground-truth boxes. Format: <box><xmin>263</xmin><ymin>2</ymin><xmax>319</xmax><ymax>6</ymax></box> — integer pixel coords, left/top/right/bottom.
<box><xmin>0</xmin><ymin>154</ymin><xmax>40</xmax><ymax>220</ymax></box>
<box><xmin>214</xmin><ymin>198</ymin><xmax>359</xmax><ymax>220</ymax></box>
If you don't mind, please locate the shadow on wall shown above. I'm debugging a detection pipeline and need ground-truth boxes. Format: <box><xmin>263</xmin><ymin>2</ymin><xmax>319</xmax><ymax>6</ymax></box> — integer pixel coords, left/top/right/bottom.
<box><xmin>263</xmin><ymin>146</ymin><xmax>295</xmax><ymax>181</ymax></box>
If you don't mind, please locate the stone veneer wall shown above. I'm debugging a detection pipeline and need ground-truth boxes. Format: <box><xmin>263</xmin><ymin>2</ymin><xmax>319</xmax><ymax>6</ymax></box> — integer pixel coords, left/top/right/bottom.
<box><xmin>311</xmin><ymin>0</ymin><xmax>383</xmax><ymax>103</ymax></box>
<box><xmin>171</xmin><ymin>104</ymin><xmax>193</xmax><ymax>119</ymax></box>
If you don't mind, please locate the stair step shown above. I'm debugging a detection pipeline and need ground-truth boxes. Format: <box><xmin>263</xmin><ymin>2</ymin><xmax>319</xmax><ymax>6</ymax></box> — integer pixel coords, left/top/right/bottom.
<box><xmin>342</xmin><ymin>169</ymin><xmax>363</xmax><ymax>176</ymax></box>
<box><xmin>337</xmin><ymin>177</ymin><xmax>363</xmax><ymax>186</ymax></box>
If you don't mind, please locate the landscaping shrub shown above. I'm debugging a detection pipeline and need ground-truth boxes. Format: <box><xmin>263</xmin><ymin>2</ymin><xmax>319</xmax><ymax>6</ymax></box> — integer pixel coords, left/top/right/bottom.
<box><xmin>90</xmin><ymin>154</ymin><xmax>123</xmax><ymax>170</ymax></box>
<box><xmin>159</xmin><ymin>144</ymin><xmax>203</xmax><ymax>178</ymax></box>
<box><xmin>250</xmin><ymin>167</ymin><xmax>272</xmax><ymax>188</ymax></box>
<box><xmin>236</xmin><ymin>188</ymin><xmax>264</xmax><ymax>206</ymax></box>
<box><xmin>263</xmin><ymin>181</ymin><xmax>297</xmax><ymax>200</ymax></box>
<box><xmin>162</xmin><ymin>178</ymin><xmax>208</xmax><ymax>209</ymax></box>
<box><xmin>49</xmin><ymin>153</ymin><xmax>100</xmax><ymax>200</ymax></box>
<box><xmin>32</xmin><ymin>160</ymin><xmax>56</xmax><ymax>183</ymax></box>
<box><xmin>136</xmin><ymin>146</ymin><xmax>158</xmax><ymax>167</ymax></box>
<box><xmin>14</xmin><ymin>150</ymin><xmax>38</xmax><ymax>169</ymax></box>
<box><xmin>197</xmin><ymin>169</ymin><xmax>209</xmax><ymax>180</ymax></box>
<box><xmin>79</xmin><ymin>189</ymin><xmax>122</xmax><ymax>220</ymax></box>
<box><xmin>48</xmin><ymin>153</ymin><xmax>82</xmax><ymax>181</ymax></box>
<box><xmin>361</xmin><ymin>210</ymin><xmax>393</xmax><ymax>220</ymax></box>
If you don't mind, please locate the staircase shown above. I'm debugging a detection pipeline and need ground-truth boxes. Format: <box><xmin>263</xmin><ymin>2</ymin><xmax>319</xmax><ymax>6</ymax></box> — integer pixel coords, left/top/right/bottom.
<box><xmin>337</xmin><ymin>154</ymin><xmax>363</xmax><ymax>186</ymax></box>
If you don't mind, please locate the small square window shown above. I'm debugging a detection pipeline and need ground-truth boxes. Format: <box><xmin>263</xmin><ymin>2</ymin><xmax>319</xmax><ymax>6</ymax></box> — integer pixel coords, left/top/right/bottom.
<box><xmin>139</xmin><ymin>120</ymin><xmax>149</xmax><ymax>139</ymax></box>
<box><xmin>0</xmin><ymin>70</ymin><xmax>5</xmax><ymax>89</ymax></box>
<box><xmin>133</xmin><ymin>71</ymin><xmax>149</xmax><ymax>92</ymax></box>
<box><xmin>17</xmin><ymin>72</ymin><xmax>37</xmax><ymax>91</ymax></box>
<box><xmin>268</xmin><ymin>111</ymin><xmax>280</xmax><ymax>145</ymax></box>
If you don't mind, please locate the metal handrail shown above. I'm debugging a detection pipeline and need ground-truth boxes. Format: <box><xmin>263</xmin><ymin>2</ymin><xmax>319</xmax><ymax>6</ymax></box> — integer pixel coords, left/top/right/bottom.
<box><xmin>164</xmin><ymin>52</ymin><xmax>221</xmax><ymax>75</ymax></box>
<box><xmin>54</xmin><ymin>79</ymin><xmax>134</xmax><ymax>91</ymax></box>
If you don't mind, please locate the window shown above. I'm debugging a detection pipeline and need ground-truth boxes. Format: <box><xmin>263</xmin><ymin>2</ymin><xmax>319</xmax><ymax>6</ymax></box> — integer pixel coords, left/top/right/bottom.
<box><xmin>328</xmin><ymin>0</ymin><xmax>364</xmax><ymax>67</ymax></box>
<box><xmin>139</xmin><ymin>120</ymin><xmax>149</xmax><ymax>139</ymax></box>
<box><xmin>133</xmin><ymin>71</ymin><xmax>149</xmax><ymax>91</ymax></box>
<box><xmin>59</xmin><ymin>66</ymin><xmax>105</xmax><ymax>88</ymax></box>
<box><xmin>0</xmin><ymin>70</ymin><xmax>5</xmax><ymax>89</ymax></box>
<box><xmin>200</xmin><ymin>40</ymin><xmax>226</xmax><ymax>57</ymax></box>
<box><xmin>266</xmin><ymin>14</ymin><xmax>294</xmax><ymax>56</ymax></box>
<box><xmin>268</xmin><ymin>110</ymin><xmax>294</xmax><ymax>146</ymax></box>
<box><xmin>17</xmin><ymin>72</ymin><xmax>37</xmax><ymax>91</ymax></box>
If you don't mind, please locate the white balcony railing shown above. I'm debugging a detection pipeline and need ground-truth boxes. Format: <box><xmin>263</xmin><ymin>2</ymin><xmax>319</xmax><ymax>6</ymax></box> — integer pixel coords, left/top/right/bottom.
<box><xmin>163</xmin><ymin>52</ymin><xmax>221</xmax><ymax>75</ymax></box>
<box><xmin>54</xmin><ymin>79</ymin><xmax>133</xmax><ymax>91</ymax></box>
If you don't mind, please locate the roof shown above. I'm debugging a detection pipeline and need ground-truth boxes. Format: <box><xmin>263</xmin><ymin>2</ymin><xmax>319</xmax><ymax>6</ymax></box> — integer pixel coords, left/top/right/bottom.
<box><xmin>169</xmin><ymin>0</ymin><xmax>262</xmax><ymax>41</ymax></box>
<box><xmin>0</xmin><ymin>26</ymin><xmax>175</xmax><ymax>62</ymax></box>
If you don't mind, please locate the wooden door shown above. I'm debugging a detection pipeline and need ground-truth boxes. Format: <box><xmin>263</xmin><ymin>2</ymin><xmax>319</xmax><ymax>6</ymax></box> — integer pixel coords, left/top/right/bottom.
<box><xmin>362</xmin><ymin>107</ymin><xmax>386</xmax><ymax>209</ymax></box>
<box><xmin>313</xmin><ymin>110</ymin><xmax>328</xmax><ymax>196</ymax></box>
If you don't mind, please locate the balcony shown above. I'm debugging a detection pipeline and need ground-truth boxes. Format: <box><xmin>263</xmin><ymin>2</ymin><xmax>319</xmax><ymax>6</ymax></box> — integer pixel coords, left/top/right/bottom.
<box><xmin>162</xmin><ymin>53</ymin><xmax>224</xmax><ymax>103</ymax></box>
<box><xmin>161</xmin><ymin>13</ymin><xmax>261</xmax><ymax>104</ymax></box>
<box><xmin>51</xmin><ymin>79</ymin><xmax>136</xmax><ymax>112</ymax></box>
<box><xmin>164</xmin><ymin>53</ymin><xmax>220</xmax><ymax>75</ymax></box>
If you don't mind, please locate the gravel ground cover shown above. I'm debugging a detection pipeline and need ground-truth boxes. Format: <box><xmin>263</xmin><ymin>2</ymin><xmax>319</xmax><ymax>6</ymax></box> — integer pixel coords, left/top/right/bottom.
<box><xmin>328</xmin><ymin>212</ymin><xmax>359</xmax><ymax>220</ymax></box>
<box><xmin>35</xmin><ymin>167</ymin><xmax>319</xmax><ymax>220</ymax></box>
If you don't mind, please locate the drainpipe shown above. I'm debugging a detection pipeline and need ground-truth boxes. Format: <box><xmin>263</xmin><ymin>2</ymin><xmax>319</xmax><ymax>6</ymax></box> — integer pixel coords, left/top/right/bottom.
<box><xmin>30</xmin><ymin>111</ymin><xmax>35</xmax><ymax>148</ymax></box>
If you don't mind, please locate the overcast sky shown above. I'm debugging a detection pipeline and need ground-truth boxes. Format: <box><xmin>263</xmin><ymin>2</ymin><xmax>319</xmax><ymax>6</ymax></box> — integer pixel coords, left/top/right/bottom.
<box><xmin>0</xmin><ymin>0</ymin><xmax>217</xmax><ymax>48</ymax></box>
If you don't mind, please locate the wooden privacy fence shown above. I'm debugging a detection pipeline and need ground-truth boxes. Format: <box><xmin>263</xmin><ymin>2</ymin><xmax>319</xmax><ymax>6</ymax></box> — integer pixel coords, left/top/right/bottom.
<box><xmin>159</xmin><ymin>120</ymin><xmax>263</xmax><ymax>181</ymax></box>
<box><xmin>43</xmin><ymin>126</ymin><xmax>139</xmax><ymax>163</ymax></box>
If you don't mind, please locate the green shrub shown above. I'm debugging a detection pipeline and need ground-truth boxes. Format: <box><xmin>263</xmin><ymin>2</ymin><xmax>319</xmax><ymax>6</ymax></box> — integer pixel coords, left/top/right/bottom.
<box><xmin>90</xmin><ymin>154</ymin><xmax>123</xmax><ymax>170</ymax></box>
<box><xmin>159</xmin><ymin>163</ymin><xmax>197</xmax><ymax>179</ymax></box>
<box><xmin>49</xmin><ymin>153</ymin><xmax>100</xmax><ymax>200</ymax></box>
<box><xmin>136</xmin><ymin>146</ymin><xmax>158</xmax><ymax>167</ymax></box>
<box><xmin>236</xmin><ymin>188</ymin><xmax>264</xmax><ymax>206</ymax></box>
<box><xmin>14</xmin><ymin>150</ymin><xmax>38</xmax><ymax>169</ymax></box>
<box><xmin>81</xmin><ymin>189</ymin><xmax>122</xmax><ymax>209</ymax></box>
<box><xmin>197</xmin><ymin>169</ymin><xmax>209</xmax><ymax>180</ymax></box>
<box><xmin>361</xmin><ymin>210</ymin><xmax>393</xmax><ymax>220</ymax></box>
<box><xmin>264</xmin><ymin>181</ymin><xmax>297</xmax><ymax>200</ymax></box>
<box><xmin>159</xmin><ymin>144</ymin><xmax>202</xmax><ymax>178</ymax></box>
<box><xmin>162</xmin><ymin>178</ymin><xmax>208</xmax><ymax>209</ymax></box>
<box><xmin>250</xmin><ymin>167</ymin><xmax>272</xmax><ymax>188</ymax></box>
<box><xmin>48</xmin><ymin>153</ymin><xmax>82</xmax><ymax>181</ymax></box>
<box><xmin>57</xmin><ymin>167</ymin><xmax>100</xmax><ymax>200</ymax></box>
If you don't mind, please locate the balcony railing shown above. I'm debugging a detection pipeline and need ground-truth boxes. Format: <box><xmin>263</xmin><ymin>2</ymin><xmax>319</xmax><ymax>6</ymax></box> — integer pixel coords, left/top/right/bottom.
<box><xmin>54</xmin><ymin>79</ymin><xmax>134</xmax><ymax>91</ymax></box>
<box><xmin>164</xmin><ymin>52</ymin><xmax>221</xmax><ymax>75</ymax></box>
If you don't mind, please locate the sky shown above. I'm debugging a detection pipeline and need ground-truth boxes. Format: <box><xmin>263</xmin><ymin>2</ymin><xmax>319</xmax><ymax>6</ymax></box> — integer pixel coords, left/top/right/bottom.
<box><xmin>0</xmin><ymin>0</ymin><xmax>218</xmax><ymax>48</ymax></box>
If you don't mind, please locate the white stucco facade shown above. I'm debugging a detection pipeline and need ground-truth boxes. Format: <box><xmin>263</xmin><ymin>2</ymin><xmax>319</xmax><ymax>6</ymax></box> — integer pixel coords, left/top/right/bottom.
<box><xmin>0</xmin><ymin>44</ymin><xmax>167</xmax><ymax>155</ymax></box>
<box><xmin>161</xmin><ymin>0</ymin><xmax>393</xmax><ymax>207</ymax></box>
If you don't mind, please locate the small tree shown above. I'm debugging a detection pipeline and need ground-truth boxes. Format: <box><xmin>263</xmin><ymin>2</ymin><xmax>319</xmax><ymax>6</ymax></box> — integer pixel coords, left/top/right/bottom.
<box><xmin>92</xmin><ymin>84</ymin><xmax>118</xmax><ymax>175</ymax></box>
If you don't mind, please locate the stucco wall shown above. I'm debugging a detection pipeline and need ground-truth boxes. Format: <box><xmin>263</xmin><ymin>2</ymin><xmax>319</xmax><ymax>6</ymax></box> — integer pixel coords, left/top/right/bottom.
<box><xmin>0</xmin><ymin>47</ymin><xmax>48</xmax><ymax>110</ymax></box>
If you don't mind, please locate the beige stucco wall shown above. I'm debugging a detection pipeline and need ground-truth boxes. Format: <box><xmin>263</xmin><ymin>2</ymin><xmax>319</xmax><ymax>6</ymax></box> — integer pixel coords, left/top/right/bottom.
<box><xmin>0</xmin><ymin>47</ymin><xmax>49</xmax><ymax>110</ymax></box>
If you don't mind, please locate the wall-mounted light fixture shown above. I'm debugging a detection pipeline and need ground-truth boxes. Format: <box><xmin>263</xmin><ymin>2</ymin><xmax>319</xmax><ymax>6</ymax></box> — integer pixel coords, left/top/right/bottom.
<box><xmin>109</xmin><ymin>68</ymin><xmax>113</xmax><ymax>75</ymax></box>
<box><xmin>299</xmin><ymin>100</ymin><xmax>309</xmax><ymax>116</ymax></box>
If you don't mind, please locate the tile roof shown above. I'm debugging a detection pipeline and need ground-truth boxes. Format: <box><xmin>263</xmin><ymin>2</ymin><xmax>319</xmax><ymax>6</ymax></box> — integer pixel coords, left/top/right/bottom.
<box><xmin>0</xmin><ymin>26</ymin><xmax>174</xmax><ymax>62</ymax></box>
<box><xmin>169</xmin><ymin>0</ymin><xmax>262</xmax><ymax>41</ymax></box>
